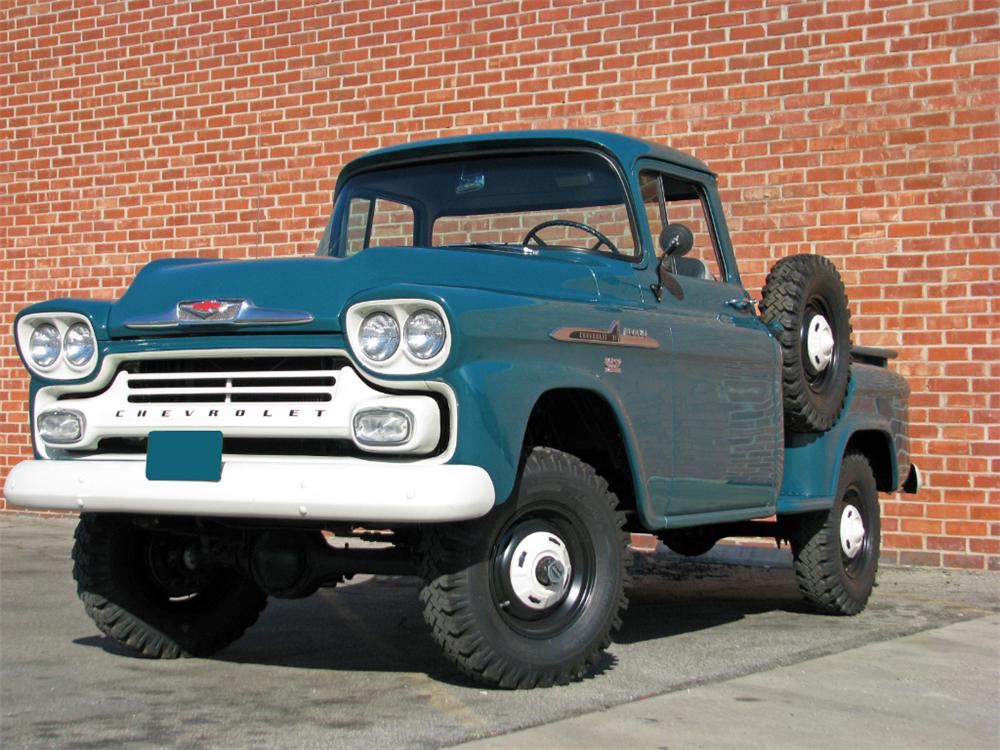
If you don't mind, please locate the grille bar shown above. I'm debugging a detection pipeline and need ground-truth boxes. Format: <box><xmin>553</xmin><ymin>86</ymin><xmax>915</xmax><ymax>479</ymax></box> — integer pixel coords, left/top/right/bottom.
<box><xmin>128</xmin><ymin>385</ymin><xmax>335</xmax><ymax>396</ymax></box>
<box><xmin>121</xmin><ymin>355</ymin><xmax>350</xmax><ymax>374</ymax></box>
<box><xmin>126</xmin><ymin>370</ymin><xmax>337</xmax><ymax>382</ymax></box>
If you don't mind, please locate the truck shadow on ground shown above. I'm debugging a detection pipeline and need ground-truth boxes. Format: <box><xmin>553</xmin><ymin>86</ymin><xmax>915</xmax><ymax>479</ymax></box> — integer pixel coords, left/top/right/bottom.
<box><xmin>71</xmin><ymin>556</ymin><xmax>811</xmax><ymax>686</ymax></box>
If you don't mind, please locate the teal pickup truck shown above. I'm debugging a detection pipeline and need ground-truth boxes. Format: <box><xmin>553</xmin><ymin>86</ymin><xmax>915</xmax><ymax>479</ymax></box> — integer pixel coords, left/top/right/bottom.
<box><xmin>6</xmin><ymin>131</ymin><xmax>918</xmax><ymax>689</ymax></box>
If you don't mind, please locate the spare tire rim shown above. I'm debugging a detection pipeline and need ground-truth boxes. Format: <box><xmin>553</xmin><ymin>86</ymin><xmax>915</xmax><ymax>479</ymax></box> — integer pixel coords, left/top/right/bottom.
<box><xmin>491</xmin><ymin>510</ymin><xmax>596</xmax><ymax>638</ymax></box>
<box><xmin>806</xmin><ymin>313</ymin><xmax>835</xmax><ymax>373</ymax></box>
<box><xmin>800</xmin><ymin>296</ymin><xmax>838</xmax><ymax>390</ymax></box>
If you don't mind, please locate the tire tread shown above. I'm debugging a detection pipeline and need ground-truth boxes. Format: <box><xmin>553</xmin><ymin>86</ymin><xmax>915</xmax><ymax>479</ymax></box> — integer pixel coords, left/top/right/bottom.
<box><xmin>760</xmin><ymin>254</ymin><xmax>853</xmax><ymax>433</ymax></box>
<box><xmin>789</xmin><ymin>453</ymin><xmax>878</xmax><ymax>616</ymax></box>
<box><xmin>418</xmin><ymin>447</ymin><xmax>630</xmax><ymax>689</ymax></box>
<box><xmin>72</xmin><ymin>514</ymin><xmax>268</xmax><ymax>658</ymax></box>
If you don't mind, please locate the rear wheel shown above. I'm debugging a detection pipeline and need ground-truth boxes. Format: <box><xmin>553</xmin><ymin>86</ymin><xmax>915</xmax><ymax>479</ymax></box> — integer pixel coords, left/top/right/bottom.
<box><xmin>787</xmin><ymin>454</ymin><xmax>880</xmax><ymax>615</ymax></box>
<box><xmin>419</xmin><ymin>447</ymin><xmax>629</xmax><ymax>688</ymax></box>
<box><xmin>73</xmin><ymin>514</ymin><xmax>268</xmax><ymax>658</ymax></box>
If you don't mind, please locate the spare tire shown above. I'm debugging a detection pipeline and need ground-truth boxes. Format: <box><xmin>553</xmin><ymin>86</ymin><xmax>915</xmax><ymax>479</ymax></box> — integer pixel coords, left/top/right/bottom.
<box><xmin>760</xmin><ymin>254</ymin><xmax>852</xmax><ymax>433</ymax></box>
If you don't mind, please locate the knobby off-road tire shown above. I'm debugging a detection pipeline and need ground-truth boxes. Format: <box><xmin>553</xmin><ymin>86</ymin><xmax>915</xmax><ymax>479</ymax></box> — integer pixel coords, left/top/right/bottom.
<box><xmin>419</xmin><ymin>447</ymin><xmax>630</xmax><ymax>689</ymax></box>
<box><xmin>759</xmin><ymin>254</ymin><xmax>853</xmax><ymax>433</ymax></box>
<box><xmin>788</xmin><ymin>453</ymin><xmax>881</xmax><ymax>615</ymax></box>
<box><xmin>73</xmin><ymin>514</ymin><xmax>268</xmax><ymax>658</ymax></box>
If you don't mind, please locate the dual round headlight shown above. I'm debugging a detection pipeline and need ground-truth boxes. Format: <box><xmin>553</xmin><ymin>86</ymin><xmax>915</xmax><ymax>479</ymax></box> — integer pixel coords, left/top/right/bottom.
<box><xmin>29</xmin><ymin>324</ymin><xmax>62</xmax><ymax>368</ymax></box>
<box><xmin>28</xmin><ymin>321</ymin><xmax>96</xmax><ymax>370</ymax></box>
<box><xmin>358</xmin><ymin>309</ymin><xmax>446</xmax><ymax>363</ymax></box>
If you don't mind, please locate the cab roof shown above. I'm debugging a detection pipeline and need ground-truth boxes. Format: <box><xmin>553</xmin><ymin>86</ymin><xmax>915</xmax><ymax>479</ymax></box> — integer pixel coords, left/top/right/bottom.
<box><xmin>335</xmin><ymin>130</ymin><xmax>714</xmax><ymax>192</ymax></box>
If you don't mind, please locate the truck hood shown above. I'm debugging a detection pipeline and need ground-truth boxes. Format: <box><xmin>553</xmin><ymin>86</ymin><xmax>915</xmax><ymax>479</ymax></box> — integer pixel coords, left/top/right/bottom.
<box><xmin>106</xmin><ymin>246</ymin><xmax>631</xmax><ymax>339</ymax></box>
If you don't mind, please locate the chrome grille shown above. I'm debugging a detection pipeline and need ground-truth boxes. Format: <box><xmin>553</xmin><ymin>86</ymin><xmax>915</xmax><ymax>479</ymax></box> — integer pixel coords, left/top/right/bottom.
<box><xmin>120</xmin><ymin>355</ymin><xmax>349</xmax><ymax>405</ymax></box>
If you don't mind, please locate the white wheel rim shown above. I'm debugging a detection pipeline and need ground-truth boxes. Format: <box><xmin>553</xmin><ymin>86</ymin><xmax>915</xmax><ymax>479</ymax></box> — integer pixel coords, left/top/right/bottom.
<box><xmin>807</xmin><ymin>314</ymin><xmax>835</xmax><ymax>372</ymax></box>
<box><xmin>507</xmin><ymin>531</ymin><xmax>572</xmax><ymax>610</ymax></box>
<box><xmin>840</xmin><ymin>505</ymin><xmax>866</xmax><ymax>559</ymax></box>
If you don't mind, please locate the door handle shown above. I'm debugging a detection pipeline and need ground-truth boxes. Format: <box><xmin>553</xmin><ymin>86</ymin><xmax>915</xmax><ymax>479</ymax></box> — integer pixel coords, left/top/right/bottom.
<box><xmin>725</xmin><ymin>298</ymin><xmax>755</xmax><ymax>311</ymax></box>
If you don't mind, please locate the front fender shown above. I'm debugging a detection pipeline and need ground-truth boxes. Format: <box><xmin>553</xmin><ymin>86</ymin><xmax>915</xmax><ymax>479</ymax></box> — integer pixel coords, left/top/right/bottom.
<box><xmin>381</xmin><ymin>286</ymin><xmax>656</xmax><ymax>519</ymax></box>
<box><xmin>446</xmin><ymin>358</ymin><xmax>652</xmax><ymax>523</ymax></box>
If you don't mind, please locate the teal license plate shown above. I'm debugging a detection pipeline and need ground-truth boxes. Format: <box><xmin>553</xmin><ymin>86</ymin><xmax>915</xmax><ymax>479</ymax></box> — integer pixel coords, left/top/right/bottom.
<box><xmin>146</xmin><ymin>431</ymin><xmax>223</xmax><ymax>482</ymax></box>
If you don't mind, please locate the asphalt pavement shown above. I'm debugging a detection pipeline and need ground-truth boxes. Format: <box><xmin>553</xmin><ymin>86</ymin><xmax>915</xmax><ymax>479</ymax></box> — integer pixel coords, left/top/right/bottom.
<box><xmin>1</xmin><ymin>514</ymin><xmax>997</xmax><ymax>749</ymax></box>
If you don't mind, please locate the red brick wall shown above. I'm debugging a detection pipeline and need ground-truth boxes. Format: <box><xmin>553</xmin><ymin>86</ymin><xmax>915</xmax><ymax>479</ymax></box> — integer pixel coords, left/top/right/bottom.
<box><xmin>2</xmin><ymin>0</ymin><xmax>997</xmax><ymax>568</ymax></box>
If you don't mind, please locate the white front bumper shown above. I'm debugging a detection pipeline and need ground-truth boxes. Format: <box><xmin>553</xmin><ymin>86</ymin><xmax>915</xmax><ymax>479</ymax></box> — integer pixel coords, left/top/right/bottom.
<box><xmin>4</xmin><ymin>459</ymin><xmax>496</xmax><ymax>523</ymax></box>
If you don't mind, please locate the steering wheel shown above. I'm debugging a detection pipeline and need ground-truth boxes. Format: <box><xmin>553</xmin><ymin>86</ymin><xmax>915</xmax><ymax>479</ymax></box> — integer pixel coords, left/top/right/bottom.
<box><xmin>522</xmin><ymin>219</ymin><xmax>621</xmax><ymax>256</ymax></box>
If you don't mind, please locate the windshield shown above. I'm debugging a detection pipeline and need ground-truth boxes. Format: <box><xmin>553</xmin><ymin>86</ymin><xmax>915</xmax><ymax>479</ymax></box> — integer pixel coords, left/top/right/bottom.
<box><xmin>320</xmin><ymin>151</ymin><xmax>637</xmax><ymax>259</ymax></box>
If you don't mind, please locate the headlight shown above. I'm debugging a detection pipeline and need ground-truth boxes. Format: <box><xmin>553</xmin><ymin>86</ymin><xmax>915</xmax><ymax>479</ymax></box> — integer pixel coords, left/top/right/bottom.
<box><xmin>17</xmin><ymin>313</ymin><xmax>99</xmax><ymax>379</ymax></box>
<box><xmin>404</xmin><ymin>310</ymin><xmax>446</xmax><ymax>360</ymax></box>
<box><xmin>359</xmin><ymin>312</ymin><xmax>400</xmax><ymax>362</ymax></box>
<box><xmin>63</xmin><ymin>323</ymin><xmax>96</xmax><ymax>367</ymax></box>
<box><xmin>29</xmin><ymin>324</ymin><xmax>61</xmax><ymax>368</ymax></box>
<box><xmin>346</xmin><ymin>299</ymin><xmax>450</xmax><ymax>374</ymax></box>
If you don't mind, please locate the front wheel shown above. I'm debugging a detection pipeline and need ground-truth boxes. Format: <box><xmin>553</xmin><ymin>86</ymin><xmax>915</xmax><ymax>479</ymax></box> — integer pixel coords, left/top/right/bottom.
<box><xmin>418</xmin><ymin>448</ymin><xmax>630</xmax><ymax>688</ymax></box>
<box><xmin>73</xmin><ymin>514</ymin><xmax>268</xmax><ymax>658</ymax></box>
<box><xmin>787</xmin><ymin>453</ymin><xmax>880</xmax><ymax>615</ymax></box>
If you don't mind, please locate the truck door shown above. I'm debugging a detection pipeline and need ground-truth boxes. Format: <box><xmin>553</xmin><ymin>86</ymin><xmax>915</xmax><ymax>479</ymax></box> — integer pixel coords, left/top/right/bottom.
<box><xmin>639</xmin><ymin>167</ymin><xmax>783</xmax><ymax>521</ymax></box>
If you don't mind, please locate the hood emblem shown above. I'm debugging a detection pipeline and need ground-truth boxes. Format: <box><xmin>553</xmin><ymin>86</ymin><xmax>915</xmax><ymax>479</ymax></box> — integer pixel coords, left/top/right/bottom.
<box><xmin>178</xmin><ymin>299</ymin><xmax>243</xmax><ymax>321</ymax></box>
<box><xmin>124</xmin><ymin>299</ymin><xmax>314</xmax><ymax>329</ymax></box>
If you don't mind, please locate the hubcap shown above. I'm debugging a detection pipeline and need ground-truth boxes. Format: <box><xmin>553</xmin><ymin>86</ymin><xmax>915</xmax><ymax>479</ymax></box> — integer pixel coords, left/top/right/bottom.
<box><xmin>807</xmin><ymin>313</ymin><xmax>835</xmax><ymax>372</ymax></box>
<box><xmin>840</xmin><ymin>505</ymin><xmax>866</xmax><ymax>559</ymax></box>
<box><xmin>507</xmin><ymin>531</ymin><xmax>573</xmax><ymax>610</ymax></box>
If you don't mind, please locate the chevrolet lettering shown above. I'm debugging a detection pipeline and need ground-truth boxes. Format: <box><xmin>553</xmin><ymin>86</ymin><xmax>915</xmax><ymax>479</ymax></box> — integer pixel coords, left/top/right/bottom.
<box><xmin>114</xmin><ymin>409</ymin><xmax>327</xmax><ymax>418</ymax></box>
<box><xmin>6</xmin><ymin>130</ymin><xmax>917</xmax><ymax>689</ymax></box>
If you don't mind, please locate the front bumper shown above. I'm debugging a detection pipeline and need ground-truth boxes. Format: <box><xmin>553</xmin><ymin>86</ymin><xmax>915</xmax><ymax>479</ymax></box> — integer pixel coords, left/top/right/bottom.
<box><xmin>4</xmin><ymin>459</ymin><xmax>496</xmax><ymax>523</ymax></box>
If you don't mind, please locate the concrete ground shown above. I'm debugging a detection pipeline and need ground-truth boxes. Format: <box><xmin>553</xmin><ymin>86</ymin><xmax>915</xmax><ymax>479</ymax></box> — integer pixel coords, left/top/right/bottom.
<box><xmin>1</xmin><ymin>515</ymin><xmax>997</xmax><ymax>749</ymax></box>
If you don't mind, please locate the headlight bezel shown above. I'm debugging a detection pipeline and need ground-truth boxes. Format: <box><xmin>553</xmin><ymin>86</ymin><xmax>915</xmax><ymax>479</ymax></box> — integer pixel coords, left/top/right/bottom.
<box><xmin>345</xmin><ymin>299</ymin><xmax>451</xmax><ymax>374</ymax></box>
<box><xmin>16</xmin><ymin>313</ymin><xmax>100</xmax><ymax>379</ymax></box>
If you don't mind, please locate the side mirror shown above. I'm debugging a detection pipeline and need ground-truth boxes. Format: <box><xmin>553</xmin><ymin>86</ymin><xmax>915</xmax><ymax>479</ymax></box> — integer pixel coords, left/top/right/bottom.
<box><xmin>659</xmin><ymin>223</ymin><xmax>694</xmax><ymax>260</ymax></box>
<box><xmin>656</xmin><ymin>223</ymin><xmax>695</xmax><ymax>286</ymax></box>
<box><xmin>650</xmin><ymin>224</ymin><xmax>695</xmax><ymax>302</ymax></box>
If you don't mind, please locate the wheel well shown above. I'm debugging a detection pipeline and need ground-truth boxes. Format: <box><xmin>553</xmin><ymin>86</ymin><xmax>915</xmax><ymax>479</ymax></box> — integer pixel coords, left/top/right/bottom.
<box><xmin>523</xmin><ymin>389</ymin><xmax>639</xmax><ymax>528</ymax></box>
<box><xmin>845</xmin><ymin>430</ymin><xmax>895</xmax><ymax>492</ymax></box>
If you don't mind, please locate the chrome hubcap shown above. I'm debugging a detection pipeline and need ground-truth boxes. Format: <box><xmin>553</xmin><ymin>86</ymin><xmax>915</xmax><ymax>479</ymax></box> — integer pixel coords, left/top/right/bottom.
<box><xmin>507</xmin><ymin>531</ymin><xmax>572</xmax><ymax>610</ymax></box>
<box><xmin>807</xmin><ymin>314</ymin><xmax>835</xmax><ymax>372</ymax></box>
<box><xmin>840</xmin><ymin>505</ymin><xmax>866</xmax><ymax>559</ymax></box>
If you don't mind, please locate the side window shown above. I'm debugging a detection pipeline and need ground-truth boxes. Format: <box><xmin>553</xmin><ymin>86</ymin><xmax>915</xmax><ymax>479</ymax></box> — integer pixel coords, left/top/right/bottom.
<box><xmin>370</xmin><ymin>199</ymin><xmax>414</xmax><ymax>247</ymax></box>
<box><xmin>640</xmin><ymin>172</ymin><xmax>664</xmax><ymax>247</ymax></box>
<box><xmin>345</xmin><ymin>198</ymin><xmax>370</xmax><ymax>256</ymax></box>
<box><xmin>344</xmin><ymin>197</ymin><xmax>415</xmax><ymax>256</ymax></box>
<box><xmin>640</xmin><ymin>170</ymin><xmax>723</xmax><ymax>282</ymax></box>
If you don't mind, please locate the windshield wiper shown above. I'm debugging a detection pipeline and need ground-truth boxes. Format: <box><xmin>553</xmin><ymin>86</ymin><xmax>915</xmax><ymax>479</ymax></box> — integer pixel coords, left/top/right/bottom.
<box><xmin>437</xmin><ymin>242</ymin><xmax>526</xmax><ymax>251</ymax></box>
